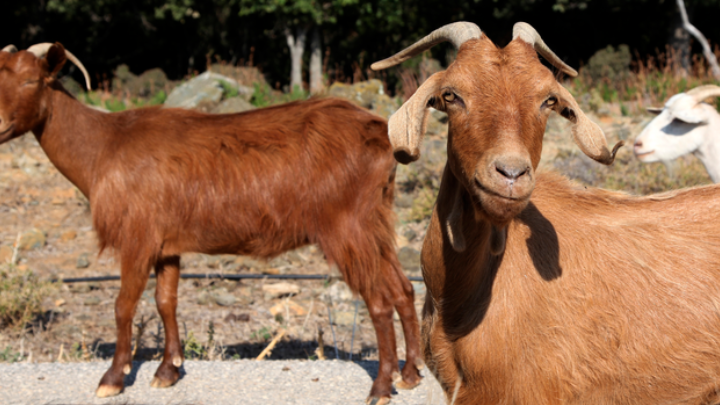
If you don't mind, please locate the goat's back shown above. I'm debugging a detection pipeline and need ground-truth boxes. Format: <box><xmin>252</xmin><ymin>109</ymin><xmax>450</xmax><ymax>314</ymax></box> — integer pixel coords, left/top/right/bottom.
<box><xmin>91</xmin><ymin>98</ymin><xmax>396</xmax><ymax>270</ymax></box>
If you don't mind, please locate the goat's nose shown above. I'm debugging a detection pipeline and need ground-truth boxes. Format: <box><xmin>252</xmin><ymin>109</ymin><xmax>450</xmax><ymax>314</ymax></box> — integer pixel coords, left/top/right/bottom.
<box><xmin>495</xmin><ymin>162</ymin><xmax>529</xmax><ymax>181</ymax></box>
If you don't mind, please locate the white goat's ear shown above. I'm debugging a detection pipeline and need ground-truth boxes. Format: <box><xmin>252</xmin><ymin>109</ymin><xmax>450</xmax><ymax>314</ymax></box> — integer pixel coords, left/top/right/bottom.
<box><xmin>646</xmin><ymin>107</ymin><xmax>663</xmax><ymax>115</ymax></box>
<box><xmin>554</xmin><ymin>85</ymin><xmax>624</xmax><ymax>165</ymax></box>
<box><xmin>671</xmin><ymin>108</ymin><xmax>709</xmax><ymax>124</ymax></box>
<box><xmin>445</xmin><ymin>182</ymin><xmax>466</xmax><ymax>252</ymax></box>
<box><xmin>388</xmin><ymin>72</ymin><xmax>444</xmax><ymax>164</ymax></box>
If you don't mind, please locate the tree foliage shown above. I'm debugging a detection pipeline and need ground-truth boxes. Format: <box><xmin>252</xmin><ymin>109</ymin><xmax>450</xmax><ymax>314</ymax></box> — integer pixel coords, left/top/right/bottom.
<box><xmin>3</xmin><ymin>0</ymin><xmax>720</xmax><ymax>91</ymax></box>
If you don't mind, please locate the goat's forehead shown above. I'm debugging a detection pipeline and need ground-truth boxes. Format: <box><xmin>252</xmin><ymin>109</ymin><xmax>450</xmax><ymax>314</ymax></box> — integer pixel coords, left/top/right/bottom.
<box><xmin>0</xmin><ymin>52</ymin><xmax>42</xmax><ymax>75</ymax></box>
<box><xmin>446</xmin><ymin>38</ymin><xmax>556</xmax><ymax>96</ymax></box>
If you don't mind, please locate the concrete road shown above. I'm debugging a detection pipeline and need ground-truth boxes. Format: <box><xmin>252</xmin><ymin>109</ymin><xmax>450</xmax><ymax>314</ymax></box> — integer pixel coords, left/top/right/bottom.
<box><xmin>0</xmin><ymin>359</ymin><xmax>445</xmax><ymax>404</ymax></box>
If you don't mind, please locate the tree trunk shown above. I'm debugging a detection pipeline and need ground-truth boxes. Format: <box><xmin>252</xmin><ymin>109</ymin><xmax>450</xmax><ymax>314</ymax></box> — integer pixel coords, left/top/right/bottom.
<box><xmin>309</xmin><ymin>27</ymin><xmax>323</xmax><ymax>94</ymax></box>
<box><xmin>670</xmin><ymin>13</ymin><xmax>691</xmax><ymax>76</ymax></box>
<box><xmin>677</xmin><ymin>0</ymin><xmax>720</xmax><ymax>80</ymax></box>
<box><xmin>285</xmin><ymin>26</ymin><xmax>307</xmax><ymax>92</ymax></box>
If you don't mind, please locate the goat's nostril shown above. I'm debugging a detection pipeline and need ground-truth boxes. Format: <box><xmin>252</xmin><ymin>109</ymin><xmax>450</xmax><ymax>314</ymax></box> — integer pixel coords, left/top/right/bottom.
<box><xmin>496</xmin><ymin>165</ymin><xmax>528</xmax><ymax>181</ymax></box>
<box><xmin>634</xmin><ymin>140</ymin><xmax>642</xmax><ymax>148</ymax></box>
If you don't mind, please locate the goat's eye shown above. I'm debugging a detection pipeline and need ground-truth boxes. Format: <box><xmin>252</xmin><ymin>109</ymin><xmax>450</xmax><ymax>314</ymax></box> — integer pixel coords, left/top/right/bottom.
<box><xmin>22</xmin><ymin>80</ymin><xmax>38</xmax><ymax>87</ymax></box>
<box><xmin>544</xmin><ymin>97</ymin><xmax>557</xmax><ymax>108</ymax></box>
<box><xmin>443</xmin><ymin>91</ymin><xmax>456</xmax><ymax>102</ymax></box>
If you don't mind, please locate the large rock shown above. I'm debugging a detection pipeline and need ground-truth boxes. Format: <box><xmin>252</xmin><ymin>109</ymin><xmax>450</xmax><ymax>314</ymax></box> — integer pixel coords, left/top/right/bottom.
<box><xmin>327</xmin><ymin>79</ymin><xmax>398</xmax><ymax>118</ymax></box>
<box><xmin>209</xmin><ymin>63</ymin><xmax>268</xmax><ymax>88</ymax></box>
<box><xmin>211</xmin><ymin>97</ymin><xmax>255</xmax><ymax>114</ymax></box>
<box><xmin>165</xmin><ymin>72</ymin><xmax>253</xmax><ymax>109</ymax></box>
<box><xmin>395</xmin><ymin>138</ymin><xmax>447</xmax><ymax>190</ymax></box>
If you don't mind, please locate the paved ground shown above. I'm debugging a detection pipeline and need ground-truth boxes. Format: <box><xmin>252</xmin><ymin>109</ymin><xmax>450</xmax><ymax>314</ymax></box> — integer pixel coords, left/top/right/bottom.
<box><xmin>0</xmin><ymin>359</ymin><xmax>445</xmax><ymax>404</ymax></box>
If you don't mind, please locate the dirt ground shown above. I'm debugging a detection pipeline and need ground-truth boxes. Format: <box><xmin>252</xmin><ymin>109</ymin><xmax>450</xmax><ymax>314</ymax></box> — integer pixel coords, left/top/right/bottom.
<box><xmin>0</xmin><ymin>132</ymin><xmax>427</xmax><ymax>366</ymax></box>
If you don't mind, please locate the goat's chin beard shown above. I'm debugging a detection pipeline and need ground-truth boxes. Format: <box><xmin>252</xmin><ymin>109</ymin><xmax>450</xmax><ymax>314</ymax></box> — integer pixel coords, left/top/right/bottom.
<box><xmin>472</xmin><ymin>192</ymin><xmax>530</xmax><ymax>226</ymax></box>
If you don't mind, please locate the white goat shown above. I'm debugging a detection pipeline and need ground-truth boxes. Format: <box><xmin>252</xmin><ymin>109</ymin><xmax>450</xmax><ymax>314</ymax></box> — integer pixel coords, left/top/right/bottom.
<box><xmin>633</xmin><ymin>85</ymin><xmax>720</xmax><ymax>181</ymax></box>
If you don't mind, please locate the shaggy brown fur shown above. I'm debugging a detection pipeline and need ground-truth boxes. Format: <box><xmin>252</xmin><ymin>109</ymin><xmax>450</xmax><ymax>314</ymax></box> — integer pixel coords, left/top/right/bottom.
<box><xmin>379</xmin><ymin>27</ymin><xmax>720</xmax><ymax>404</ymax></box>
<box><xmin>0</xmin><ymin>43</ymin><xmax>421</xmax><ymax>403</ymax></box>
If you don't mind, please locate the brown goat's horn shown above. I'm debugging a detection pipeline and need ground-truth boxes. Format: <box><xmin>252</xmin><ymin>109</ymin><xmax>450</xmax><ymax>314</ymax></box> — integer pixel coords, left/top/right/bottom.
<box><xmin>371</xmin><ymin>22</ymin><xmax>482</xmax><ymax>70</ymax></box>
<box><xmin>2</xmin><ymin>45</ymin><xmax>18</xmax><ymax>53</ymax></box>
<box><xmin>686</xmin><ymin>85</ymin><xmax>720</xmax><ymax>104</ymax></box>
<box><xmin>512</xmin><ymin>22</ymin><xmax>578</xmax><ymax>77</ymax></box>
<box><xmin>27</xmin><ymin>43</ymin><xmax>92</xmax><ymax>91</ymax></box>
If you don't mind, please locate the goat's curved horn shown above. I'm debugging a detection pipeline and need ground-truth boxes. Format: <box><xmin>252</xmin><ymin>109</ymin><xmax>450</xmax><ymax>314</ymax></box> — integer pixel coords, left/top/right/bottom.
<box><xmin>27</xmin><ymin>43</ymin><xmax>92</xmax><ymax>91</ymax></box>
<box><xmin>512</xmin><ymin>22</ymin><xmax>578</xmax><ymax>77</ymax></box>
<box><xmin>686</xmin><ymin>85</ymin><xmax>720</xmax><ymax>104</ymax></box>
<box><xmin>371</xmin><ymin>22</ymin><xmax>482</xmax><ymax>71</ymax></box>
<box><xmin>2</xmin><ymin>45</ymin><xmax>18</xmax><ymax>53</ymax></box>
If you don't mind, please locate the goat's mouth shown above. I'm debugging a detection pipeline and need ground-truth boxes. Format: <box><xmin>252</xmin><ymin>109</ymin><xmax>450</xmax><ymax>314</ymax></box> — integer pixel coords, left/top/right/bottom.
<box><xmin>474</xmin><ymin>177</ymin><xmax>532</xmax><ymax>202</ymax></box>
<box><xmin>472</xmin><ymin>178</ymin><xmax>532</xmax><ymax>222</ymax></box>
<box><xmin>634</xmin><ymin>149</ymin><xmax>655</xmax><ymax>160</ymax></box>
<box><xmin>0</xmin><ymin>124</ymin><xmax>16</xmax><ymax>142</ymax></box>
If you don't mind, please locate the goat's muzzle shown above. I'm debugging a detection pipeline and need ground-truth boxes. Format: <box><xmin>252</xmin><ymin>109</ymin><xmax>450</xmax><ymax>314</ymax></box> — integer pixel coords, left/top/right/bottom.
<box><xmin>471</xmin><ymin>154</ymin><xmax>534</xmax><ymax>223</ymax></box>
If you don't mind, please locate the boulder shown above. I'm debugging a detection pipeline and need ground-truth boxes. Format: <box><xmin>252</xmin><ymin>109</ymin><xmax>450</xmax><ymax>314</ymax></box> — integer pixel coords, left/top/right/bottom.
<box><xmin>211</xmin><ymin>97</ymin><xmax>255</xmax><ymax>114</ymax></box>
<box><xmin>165</xmin><ymin>72</ymin><xmax>253</xmax><ymax>109</ymax></box>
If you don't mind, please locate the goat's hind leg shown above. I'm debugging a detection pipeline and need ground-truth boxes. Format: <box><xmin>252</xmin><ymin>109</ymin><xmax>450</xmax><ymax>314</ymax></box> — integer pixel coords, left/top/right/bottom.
<box><xmin>150</xmin><ymin>255</ymin><xmax>183</xmax><ymax>388</ymax></box>
<box><xmin>384</xmin><ymin>257</ymin><xmax>423</xmax><ymax>390</ymax></box>
<box><xmin>96</xmin><ymin>259</ymin><xmax>152</xmax><ymax>398</ymax></box>
<box><xmin>360</xmin><ymin>286</ymin><xmax>398</xmax><ymax>405</ymax></box>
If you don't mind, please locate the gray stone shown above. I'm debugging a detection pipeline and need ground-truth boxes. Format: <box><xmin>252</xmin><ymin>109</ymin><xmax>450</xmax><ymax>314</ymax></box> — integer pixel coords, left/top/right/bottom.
<box><xmin>332</xmin><ymin>311</ymin><xmax>357</xmax><ymax>327</ymax></box>
<box><xmin>165</xmin><ymin>72</ymin><xmax>242</xmax><ymax>109</ymax></box>
<box><xmin>398</xmin><ymin>246</ymin><xmax>421</xmax><ymax>271</ymax></box>
<box><xmin>212</xmin><ymin>97</ymin><xmax>255</xmax><ymax>114</ymax></box>
<box><xmin>76</xmin><ymin>253</ymin><xmax>90</xmax><ymax>269</ymax></box>
<box><xmin>322</xmin><ymin>281</ymin><xmax>354</xmax><ymax>303</ymax></box>
<box><xmin>403</xmin><ymin>228</ymin><xmax>418</xmax><ymax>242</ymax></box>
<box><xmin>83</xmin><ymin>297</ymin><xmax>101</xmax><ymax>306</ymax></box>
<box><xmin>197</xmin><ymin>291</ymin><xmax>212</xmax><ymax>305</ymax></box>
<box><xmin>213</xmin><ymin>289</ymin><xmax>237</xmax><ymax>307</ymax></box>
<box><xmin>18</xmin><ymin>229</ymin><xmax>45</xmax><ymax>251</ymax></box>
<box><xmin>262</xmin><ymin>282</ymin><xmax>300</xmax><ymax>299</ymax></box>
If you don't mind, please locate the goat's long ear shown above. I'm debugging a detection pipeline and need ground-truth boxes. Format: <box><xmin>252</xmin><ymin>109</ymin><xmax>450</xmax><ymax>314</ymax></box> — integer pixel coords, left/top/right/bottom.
<box><xmin>554</xmin><ymin>85</ymin><xmax>623</xmax><ymax>165</ymax></box>
<box><xmin>389</xmin><ymin>71</ymin><xmax>444</xmax><ymax>164</ymax></box>
<box><xmin>45</xmin><ymin>43</ymin><xmax>68</xmax><ymax>77</ymax></box>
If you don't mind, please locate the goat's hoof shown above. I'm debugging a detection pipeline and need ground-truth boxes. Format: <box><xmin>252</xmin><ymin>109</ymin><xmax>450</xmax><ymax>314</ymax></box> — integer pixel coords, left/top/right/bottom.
<box><xmin>95</xmin><ymin>384</ymin><xmax>123</xmax><ymax>398</ymax></box>
<box><xmin>366</xmin><ymin>396</ymin><xmax>391</xmax><ymax>405</ymax></box>
<box><xmin>395</xmin><ymin>377</ymin><xmax>421</xmax><ymax>390</ymax></box>
<box><xmin>150</xmin><ymin>376</ymin><xmax>177</xmax><ymax>389</ymax></box>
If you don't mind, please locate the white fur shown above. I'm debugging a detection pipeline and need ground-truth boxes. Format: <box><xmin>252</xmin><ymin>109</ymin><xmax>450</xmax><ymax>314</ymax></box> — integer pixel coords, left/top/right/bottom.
<box><xmin>634</xmin><ymin>92</ymin><xmax>720</xmax><ymax>182</ymax></box>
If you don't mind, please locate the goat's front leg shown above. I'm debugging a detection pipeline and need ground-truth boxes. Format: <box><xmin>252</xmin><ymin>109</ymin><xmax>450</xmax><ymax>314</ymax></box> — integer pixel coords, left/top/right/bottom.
<box><xmin>151</xmin><ymin>255</ymin><xmax>182</xmax><ymax>388</ymax></box>
<box><xmin>96</xmin><ymin>260</ymin><xmax>151</xmax><ymax>398</ymax></box>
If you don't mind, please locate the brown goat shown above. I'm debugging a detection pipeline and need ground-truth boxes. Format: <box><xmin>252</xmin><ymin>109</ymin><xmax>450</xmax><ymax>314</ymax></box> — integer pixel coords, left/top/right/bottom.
<box><xmin>373</xmin><ymin>21</ymin><xmax>720</xmax><ymax>404</ymax></box>
<box><xmin>0</xmin><ymin>43</ymin><xmax>422</xmax><ymax>404</ymax></box>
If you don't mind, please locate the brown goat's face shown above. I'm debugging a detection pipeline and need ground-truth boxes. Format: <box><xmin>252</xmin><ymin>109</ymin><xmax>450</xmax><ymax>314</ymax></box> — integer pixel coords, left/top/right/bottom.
<box><xmin>434</xmin><ymin>38</ymin><xmax>566</xmax><ymax>223</ymax></box>
<box><xmin>387</xmin><ymin>36</ymin><xmax>616</xmax><ymax>226</ymax></box>
<box><xmin>0</xmin><ymin>45</ymin><xmax>67</xmax><ymax>142</ymax></box>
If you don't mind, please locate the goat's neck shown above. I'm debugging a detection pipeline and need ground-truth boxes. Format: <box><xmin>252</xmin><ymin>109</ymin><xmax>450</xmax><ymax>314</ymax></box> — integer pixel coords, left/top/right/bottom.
<box><xmin>423</xmin><ymin>166</ymin><xmax>499</xmax><ymax>336</ymax></box>
<box><xmin>32</xmin><ymin>86</ymin><xmax>108</xmax><ymax>197</ymax></box>
<box><xmin>695</xmin><ymin>113</ymin><xmax>720</xmax><ymax>183</ymax></box>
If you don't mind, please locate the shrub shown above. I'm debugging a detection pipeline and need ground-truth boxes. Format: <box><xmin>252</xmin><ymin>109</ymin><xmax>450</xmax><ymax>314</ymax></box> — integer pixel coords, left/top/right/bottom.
<box><xmin>0</xmin><ymin>265</ymin><xmax>56</xmax><ymax>330</ymax></box>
